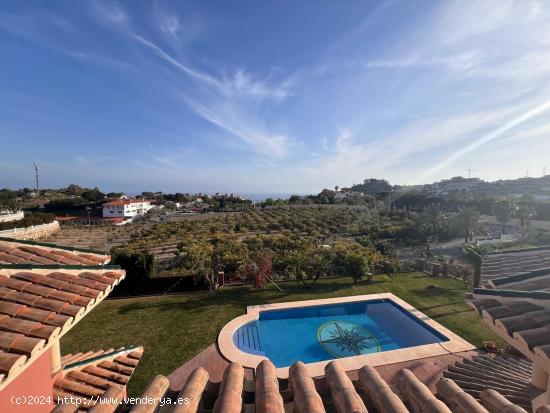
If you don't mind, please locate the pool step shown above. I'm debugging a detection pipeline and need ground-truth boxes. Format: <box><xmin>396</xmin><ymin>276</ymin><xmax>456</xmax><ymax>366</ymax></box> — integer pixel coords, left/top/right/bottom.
<box><xmin>235</xmin><ymin>322</ymin><xmax>264</xmax><ymax>356</ymax></box>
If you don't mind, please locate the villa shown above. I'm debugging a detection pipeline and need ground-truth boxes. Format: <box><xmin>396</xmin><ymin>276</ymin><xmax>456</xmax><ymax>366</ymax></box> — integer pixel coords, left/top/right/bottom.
<box><xmin>102</xmin><ymin>200</ymin><xmax>155</xmax><ymax>219</ymax></box>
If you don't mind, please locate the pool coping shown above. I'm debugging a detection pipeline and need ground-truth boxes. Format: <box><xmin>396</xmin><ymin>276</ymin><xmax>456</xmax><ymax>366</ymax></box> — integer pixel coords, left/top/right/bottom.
<box><xmin>218</xmin><ymin>293</ymin><xmax>476</xmax><ymax>378</ymax></box>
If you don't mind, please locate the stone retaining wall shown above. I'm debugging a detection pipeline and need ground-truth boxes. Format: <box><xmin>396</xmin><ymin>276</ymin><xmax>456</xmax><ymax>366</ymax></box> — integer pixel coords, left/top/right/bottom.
<box><xmin>0</xmin><ymin>211</ymin><xmax>24</xmax><ymax>223</ymax></box>
<box><xmin>0</xmin><ymin>221</ymin><xmax>60</xmax><ymax>240</ymax></box>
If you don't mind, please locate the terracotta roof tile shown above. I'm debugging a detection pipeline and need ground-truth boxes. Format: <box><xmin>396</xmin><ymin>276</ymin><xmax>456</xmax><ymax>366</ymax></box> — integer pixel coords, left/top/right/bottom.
<box><xmin>0</xmin><ymin>286</ymin><xmax>84</xmax><ymax>317</ymax></box>
<box><xmin>0</xmin><ymin>352</ymin><xmax>27</xmax><ymax>377</ymax></box>
<box><xmin>0</xmin><ymin>239</ymin><xmax>110</xmax><ymax>266</ymax></box>
<box><xmin>0</xmin><ymin>239</ymin><xmax>125</xmax><ymax>389</ymax></box>
<box><xmin>212</xmin><ymin>362</ymin><xmax>243</xmax><ymax>413</ymax></box>
<box><xmin>444</xmin><ymin>355</ymin><xmax>533</xmax><ymax>410</ymax></box>
<box><xmin>0</xmin><ymin>314</ymin><xmax>60</xmax><ymax>340</ymax></box>
<box><xmin>255</xmin><ymin>360</ymin><xmax>284</xmax><ymax>413</ymax></box>
<box><xmin>13</xmin><ymin>272</ymin><xmax>102</xmax><ymax>300</ymax></box>
<box><xmin>0</xmin><ymin>331</ymin><xmax>45</xmax><ymax>357</ymax></box>
<box><xmin>129</xmin><ymin>360</ymin><xmax>547</xmax><ymax>413</ymax></box>
<box><xmin>48</xmin><ymin>272</ymin><xmax>111</xmax><ymax>293</ymax></box>
<box><xmin>81</xmin><ymin>365</ymin><xmax>129</xmax><ymax>386</ymax></box>
<box><xmin>467</xmin><ymin>288</ymin><xmax>550</xmax><ymax>411</ymax></box>
<box><xmin>52</xmin><ymin>347</ymin><xmax>143</xmax><ymax>413</ymax></box>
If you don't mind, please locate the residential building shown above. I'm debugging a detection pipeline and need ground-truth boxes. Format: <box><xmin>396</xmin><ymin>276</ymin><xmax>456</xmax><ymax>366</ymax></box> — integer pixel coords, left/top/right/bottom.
<box><xmin>102</xmin><ymin>199</ymin><xmax>155</xmax><ymax>218</ymax></box>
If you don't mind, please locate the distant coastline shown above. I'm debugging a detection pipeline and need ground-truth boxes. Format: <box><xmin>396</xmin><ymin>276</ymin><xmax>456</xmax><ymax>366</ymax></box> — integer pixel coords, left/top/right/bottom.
<box><xmin>241</xmin><ymin>193</ymin><xmax>295</xmax><ymax>202</ymax></box>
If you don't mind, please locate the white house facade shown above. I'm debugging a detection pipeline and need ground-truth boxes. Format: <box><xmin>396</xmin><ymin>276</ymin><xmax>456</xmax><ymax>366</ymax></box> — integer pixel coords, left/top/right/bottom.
<box><xmin>102</xmin><ymin>200</ymin><xmax>155</xmax><ymax>218</ymax></box>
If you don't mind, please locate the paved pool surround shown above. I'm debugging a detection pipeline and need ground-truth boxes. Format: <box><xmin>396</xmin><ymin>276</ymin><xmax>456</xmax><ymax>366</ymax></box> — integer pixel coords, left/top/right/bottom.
<box><xmin>218</xmin><ymin>293</ymin><xmax>476</xmax><ymax>378</ymax></box>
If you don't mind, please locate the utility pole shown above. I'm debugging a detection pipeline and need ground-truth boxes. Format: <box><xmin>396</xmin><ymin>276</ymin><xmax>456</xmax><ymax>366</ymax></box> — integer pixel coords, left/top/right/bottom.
<box><xmin>543</xmin><ymin>166</ymin><xmax>547</xmax><ymax>176</ymax></box>
<box><xmin>34</xmin><ymin>162</ymin><xmax>40</xmax><ymax>195</ymax></box>
<box><xmin>466</xmin><ymin>169</ymin><xmax>477</xmax><ymax>178</ymax></box>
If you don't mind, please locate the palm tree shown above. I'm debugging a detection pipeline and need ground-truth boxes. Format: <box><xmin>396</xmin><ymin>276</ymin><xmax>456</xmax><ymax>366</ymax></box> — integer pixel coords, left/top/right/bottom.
<box><xmin>456</xmin><ymin>206</ymin><xmax>484</xmax><ymax>243</ymax></box>
<box><xmin>493</xmin><ymin>200</ymin><xmax>517</xmax><ymax>234</ymax></box>
<box><xmin>4</xmin><ymin>197</ymin><xmax>21</xmax><ymax>213</ymax></box>
<box><xmin>516</xmin><ymin>204</ymin><xmax>536</xmax><ymax>229</ymax></box>
<box><xmin>423</xmin><ymin>203</ymin><xmax>444</xmax><ymax>235</ymax></box>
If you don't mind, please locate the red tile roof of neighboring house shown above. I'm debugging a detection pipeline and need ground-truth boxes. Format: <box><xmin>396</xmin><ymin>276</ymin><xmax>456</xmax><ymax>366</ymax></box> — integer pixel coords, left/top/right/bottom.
<box><xmin>0</xmin><ymin>238</ymin><xmax>125</xmax><ymax>390</ymax></box>
<box><xmin>481</xmin><ymin>246</ymin><xmax>550</xmax><ymax>283</ymax></box>
<box><xmin>56</xmin><ymin>216</ymin><xmax>127</xmax><ymax>224</ymax></box>
<box><xmin>103</xmin><ymin>200</ymin><xmax>151</xmax><ymax>207</ymax></box>
<box><xmin>0</xmin><ymin>239</ymin><xmax>110</xmax><ymax>266</ymax></box>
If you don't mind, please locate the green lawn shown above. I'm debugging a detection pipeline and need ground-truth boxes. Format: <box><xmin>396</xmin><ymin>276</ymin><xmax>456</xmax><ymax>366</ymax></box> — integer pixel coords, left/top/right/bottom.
<box><xmin>61</xmin><ymin>273</ymin><xmax>501</xmax><ymax>395</ymax></box>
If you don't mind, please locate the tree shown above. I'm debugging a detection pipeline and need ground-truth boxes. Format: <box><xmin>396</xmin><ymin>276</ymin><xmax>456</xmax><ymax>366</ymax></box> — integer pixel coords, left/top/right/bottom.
<box><xmin>516</xmin><ymin>204</ymin><xmax>536</xmax><ymax>229</ymax></box>
<box><xmin>66</xmin><ymin>184</ymin><xmax>84</xmax><ymax>197</ymax></box>
<box><xmin>81</xmin><ymin>187</ymin><xmax>105</xmax><ymax>202</ymax></box>
<box><xmin>111</xmin><ymin>249</ymin><xmax>156</xmax><ymax>295</ymax></box>
<box><xmin>245</xmin><ymin>250</ymin><xmax>274</xmax><ymax>290</ymax></box>
<box><xmin>423</xmin><ymin>203</ymin><xmax>444</xmax><ymax>235</ymax></box>
<box><xmin>456</xmin><ymin>206</ymin><xmax>484</xmax><ymax>243</ymax></box>
<box><xmin>493</xmin><ymin>200</ymin><xmax>517</xmax><ymax>234</ymax></box>
<box><xmin>4</xmin><ymin>197</ymin><xmax>21</xmax><ymax>213</ymax></box>
<box><xmin>343</xmin><ymin>253</ymin><xmax>369</xmax><ymax>283</ymax></box>
<box><xmin>0</xmin><ymin>189</ymin><xmax>18</xmax><ymax>212</ymax></box>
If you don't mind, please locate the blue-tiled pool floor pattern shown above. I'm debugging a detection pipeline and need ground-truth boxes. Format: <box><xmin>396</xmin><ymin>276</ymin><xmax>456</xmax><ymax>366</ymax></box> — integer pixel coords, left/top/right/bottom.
<box><xmin>233</xmin><ymin>299</ymin><xmax>448</xmax><ymax>368</ymax></box>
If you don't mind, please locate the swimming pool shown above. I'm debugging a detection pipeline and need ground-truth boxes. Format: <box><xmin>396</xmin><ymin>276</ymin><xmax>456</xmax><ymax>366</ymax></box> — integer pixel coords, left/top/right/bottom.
<box><xmin>218</xmin><ymin>293</ymin><xmax>475</xmax><ymax>376</ymax></box>
<box><xmin>232</xmin><ymin>298</ymin><xmax>448</xmax><ymax>367</ymax></box>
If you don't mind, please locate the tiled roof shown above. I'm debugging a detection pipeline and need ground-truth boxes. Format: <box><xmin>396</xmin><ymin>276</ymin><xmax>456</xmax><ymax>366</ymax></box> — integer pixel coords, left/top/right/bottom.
<box><xmin>51</xmin><ymin>346</ymin><xmax>143</xmax><ymax>413</ymax></box>
<box><xmin>467</xmin><ymin>296</ymin><xmax>550</xmax><ymax>363</ymax></box>
<box><xmin>0</xmin><ymin>238</ymin><xmax>125</xmax><ymax>390</ymax></box>
<box><xmin>103</xmin><ymin>200</ymin><xmax>149</xmax><ymax>206</ymax></box>
<box><xmin>443</xmin><ymin>354</ymin><xmax>534</xmax><ymax>411</ymax></box>
<box><xmin>127</xmin><ymin>359</ymin><xmax>547</xmax><ymax>412</ymax></box>
<box><xmin>0</xmin><ymin>268</ymin><xmax>125</xmax><ymax>386</ymax></box>
<box><xmin>466</xmin><ymin>292</ymin><xmax>550</xmax><ymax>412</ymax></box>
<box><xmin>481</xmin><ymin>247</ymin><xmax>550</xmax><ymax>283</ymax></box>
<box><xmin>488</xmin><ymin>268</ymin><xmax>550</xmax><ymax>292</ymax></box>
<box><xmin>0</xmin><ymin>239</ymin><xmax>109</xmax><ymax>266</ymax></box>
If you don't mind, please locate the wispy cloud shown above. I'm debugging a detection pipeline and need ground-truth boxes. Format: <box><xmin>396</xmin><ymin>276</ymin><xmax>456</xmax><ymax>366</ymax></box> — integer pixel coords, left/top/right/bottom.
<box><xmin>74</xmin><ymin>155</ymin><xmax>112</xmax><ymax>168</ymax></box>
<box><xmin>88</xmin><ymin>2</ymin><xmax>294</xmax><ymax>161</ymax></box>
<box><xmin>158</xmin><ymin>12</ymin><xmax>180</xmax><ymax>37</ymax></box>
<box><xmin>90</xmin><ymin>1</ymin><xmax>128</xmax><ymax>26</ymax></box>
<box><xmin>190</xmin><ymin>101</ymin><xmax>289</xmax><ymax>159</ymax></box>
<box><xmin>362</xmin><ymin>52</ymin><xmax>482</xmax><ymax>72</ymax></box>
<box><xmin>0</xmin><ymin>9</ymin><xmax>129</xmax><ymax>70</ymax></box>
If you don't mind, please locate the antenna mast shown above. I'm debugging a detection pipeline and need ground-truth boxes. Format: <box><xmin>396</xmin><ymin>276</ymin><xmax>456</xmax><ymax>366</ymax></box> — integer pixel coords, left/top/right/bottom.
<box><xmin>466</xmin><ymin>169</ymin><xmax>477</xmax><ymax>178</ymax></box>
<box><xmin>34</xmin><ymin>162</ymin><xmax>39</xmax><ymax>195</ymax></box>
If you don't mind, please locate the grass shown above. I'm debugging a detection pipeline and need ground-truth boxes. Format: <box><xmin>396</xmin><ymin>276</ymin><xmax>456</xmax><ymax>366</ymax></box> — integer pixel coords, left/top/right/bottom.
<box><xmin>60</xmin><ymin>273</ymin><xmax>502</xmax><ymax>396</ymax></box>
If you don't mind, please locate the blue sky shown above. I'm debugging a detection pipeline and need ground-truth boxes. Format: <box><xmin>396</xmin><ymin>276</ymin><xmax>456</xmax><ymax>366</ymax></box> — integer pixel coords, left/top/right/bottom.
<box><xmin>1</xmin><ymin>0</ymin><xmax>550</xmax><ymax>194</ymax></box>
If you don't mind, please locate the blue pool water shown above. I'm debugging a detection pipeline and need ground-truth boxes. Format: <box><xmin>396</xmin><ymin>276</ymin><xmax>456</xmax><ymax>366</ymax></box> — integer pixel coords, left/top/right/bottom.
<box><xmin>233</xmin><ymin>299</ymin><xmax>448</xmax><ymax>368</ymax></box>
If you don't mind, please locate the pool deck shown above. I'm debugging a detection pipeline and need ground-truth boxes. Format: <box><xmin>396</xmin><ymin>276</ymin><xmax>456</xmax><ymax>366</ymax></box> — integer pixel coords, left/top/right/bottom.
<box><xmin>217</xmin><ymin>293</ymin><xmax>477</xmax><ymax>378</ymax></box>
<box><xmin>166</xmin><ymin>342</ymin><xmax>479</xmax><ymax>393</ymax></box>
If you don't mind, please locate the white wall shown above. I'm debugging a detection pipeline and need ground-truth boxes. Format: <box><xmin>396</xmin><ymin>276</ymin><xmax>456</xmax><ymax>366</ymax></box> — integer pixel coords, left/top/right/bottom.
<box><xmin>0</xmin><ymin>211</ymin><xmax>24</xmax><ymax>223</ymax></box>
<box><xmin>483</xmin><ymin>215</ymin><xmax>550</xmax><ymax>231</ymax></box>
<box><xmin>0</xmin><ymin>221</ymin><xmax>60</xmax><ymax>240</ymax></box>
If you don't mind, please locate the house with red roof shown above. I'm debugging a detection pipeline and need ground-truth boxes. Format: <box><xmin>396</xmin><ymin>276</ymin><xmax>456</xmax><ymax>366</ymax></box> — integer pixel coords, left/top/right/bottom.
<box><xmin>102</xmin><ymin>200</ymin><xmax>155</xmax><ymax>219</ymax></box>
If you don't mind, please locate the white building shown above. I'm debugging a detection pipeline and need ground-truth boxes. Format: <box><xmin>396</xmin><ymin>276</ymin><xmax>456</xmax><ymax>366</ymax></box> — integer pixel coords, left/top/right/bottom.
<box><xmin>102</xmin><ymin>200</ymin><xmax>155</xmax><ymax>218</ymax></box>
